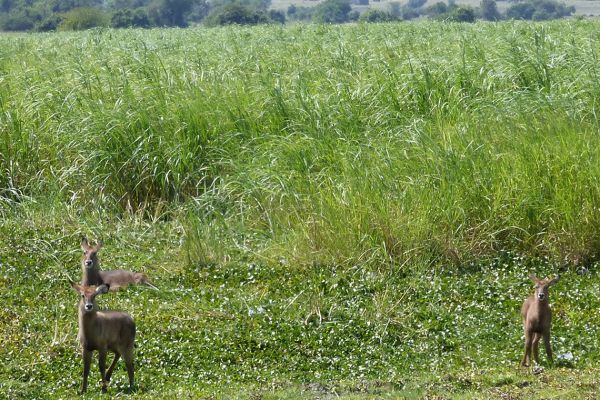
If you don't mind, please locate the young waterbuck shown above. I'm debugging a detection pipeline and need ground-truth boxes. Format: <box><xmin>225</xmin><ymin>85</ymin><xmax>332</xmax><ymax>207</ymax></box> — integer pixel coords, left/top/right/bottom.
<box><xmin>71</xmin><ymin>282</ymin><xmax>136</xmax><ymax>393</ymax></box>
<box><xmin>521</xmin><ymin>274</ymin><xmax>560</xmax><ymax>367</ymax></box>
<box><xmin>81</xmin><ymin>237</ymin><xmax>157</xmax><ymax>290</ymax></box>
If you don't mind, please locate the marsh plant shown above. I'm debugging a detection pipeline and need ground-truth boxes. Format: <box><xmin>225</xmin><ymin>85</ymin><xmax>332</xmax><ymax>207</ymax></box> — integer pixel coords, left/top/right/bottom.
<box><xmin>0</xmin><ymin>21</ymin><xmax>599</xmax><ymax>398</ymax></box>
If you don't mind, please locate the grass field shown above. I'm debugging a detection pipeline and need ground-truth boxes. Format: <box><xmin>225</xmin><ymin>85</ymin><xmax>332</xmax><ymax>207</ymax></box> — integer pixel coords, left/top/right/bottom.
<box><xmin>1</xmin><ymin>21</ymin><xmax>599</xmax><ymax>398</ymax></box>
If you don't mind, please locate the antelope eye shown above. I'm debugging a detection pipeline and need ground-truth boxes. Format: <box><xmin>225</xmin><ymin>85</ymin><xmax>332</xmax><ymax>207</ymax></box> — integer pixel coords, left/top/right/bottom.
<box><xmin>535</xmin><ymin>285</ymin><xmax>540</xmax><ymax>288</ymax></box>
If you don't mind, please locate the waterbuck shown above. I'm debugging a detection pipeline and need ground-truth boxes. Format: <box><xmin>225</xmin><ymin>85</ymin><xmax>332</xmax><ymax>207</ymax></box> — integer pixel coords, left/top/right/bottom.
<box><xmin>521</xmin><ymin>274</ymin><xmax>560</xmax><ymax>367</ymax></box>
<box><xmin>71</xmin><ymin>282</ymin><xmax>135</xmax><ymax>393</ymax></box>
<box><xmin>80</xmin><ymin>237</ymin><xmax>157</xmax><ymax>290</ymax></box>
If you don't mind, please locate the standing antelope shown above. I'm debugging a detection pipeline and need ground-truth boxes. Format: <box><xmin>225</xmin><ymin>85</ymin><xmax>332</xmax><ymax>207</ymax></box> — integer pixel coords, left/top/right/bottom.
<box><xmin>521</xmin><ymin>274</ymin><xmax>560</xmax><ymax>367</ymax></box>
<box><xmin>81</xmin><ymin>237</ymin><xmax>157</xmax><ymax>290</ymax></box>
<box><xmin>71</xmin><ymin>282</ymin><xmax>136</xmax><ymax>393</ymax></box>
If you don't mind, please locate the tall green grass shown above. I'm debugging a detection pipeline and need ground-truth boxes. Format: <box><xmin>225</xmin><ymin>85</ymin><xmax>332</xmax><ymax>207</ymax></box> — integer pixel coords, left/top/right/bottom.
<box><xmin>0</xmin><ymin>22</ymin><xmax>599</xmax><ymax>269</ymax></box>
<box><xmin>1</xmin><ymin>22</ymin><xmax>600</xmax><ymax>399</ymax></box>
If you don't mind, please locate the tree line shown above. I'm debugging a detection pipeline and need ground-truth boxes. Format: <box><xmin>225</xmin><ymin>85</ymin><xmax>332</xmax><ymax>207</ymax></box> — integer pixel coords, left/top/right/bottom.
<box><xmin>0</xmin><ymin>0</ymin><xmax>576</xmax><ymax>31</ymax></box>
<box><xmin>0</xmin><ymin>0</ymin><xmax>210</xmax><ymax>30</ymax></box>
<box><xmin>315</xmin><ymin>0</ymin><xmax>575</xmax><ymax>24</ymax></box>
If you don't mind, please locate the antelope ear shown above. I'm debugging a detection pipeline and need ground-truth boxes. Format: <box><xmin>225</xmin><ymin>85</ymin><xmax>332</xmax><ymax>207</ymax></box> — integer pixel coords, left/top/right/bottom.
<box><xmin>529</xmin><ymin>274</ymin><xmax>539</xmax><ymax>283</ymax></box>
<box><xmin>549</xmin><ymin>275</ymin><xmax>560</xmax><ymax>285</ymax></box>
<box><xmin>95</xmin><ymin>239</ymin><xmax>103</xmax><ymax>251</ymax></box>
<box><xmin>96</xmin><ymin>284</ymin><xmax>110</xmax><ymax>294</ymax></box>
<box><xmin>81</xmin><ymin>236</ymin><xmax>90</xmax><ymax>251</ymax></box>
<box><xmin>70</xmin><ymin>280</ymin><xmax>81</xmax><ymax>292</ymax></box>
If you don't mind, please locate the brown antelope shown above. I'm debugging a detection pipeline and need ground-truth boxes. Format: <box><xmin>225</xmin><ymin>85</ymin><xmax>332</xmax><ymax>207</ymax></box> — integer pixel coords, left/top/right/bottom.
<box><xmin>81</xmin><ymin>237</ymin><xmax>157</xmax><ymax>290</ymax></box>
<box><xmin>521</xmin><ymin>274</ymin><xmax>560</xmax><ymax>367</ymax></box>
<box><xmin>71</xmin><ymin>282</ymin><xmax>135</xmax><ymax>393</ymax></box>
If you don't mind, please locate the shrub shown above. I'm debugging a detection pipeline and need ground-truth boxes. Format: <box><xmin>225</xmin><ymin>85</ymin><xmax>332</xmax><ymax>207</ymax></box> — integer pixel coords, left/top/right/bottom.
<box><xmin>532</xmin><ymin>9</ymin><xmax>551</xmax><ymax>19</ymax></box>
<box><xmin>406</xmin><ymin>0</ymin><xmax>427</xmax><ymax>8</ymax></box>
<box><xmin>58</xmin><ymin>7</ymin><xmax>109</xmax><ymax>31</ymax></box>
<box><xmin>147</xmin><ymin>0</ymin><xmax>196</xmax><ymax>27</ymax></box>
<box><xmin>188</xmin><ymin>0</ymin><xmax>211</xmax><ymax>22</ymax></box>
<box><xmin>425</xmin><ymin>1</ymin><xmax>448</xmax><ymax>17</ymax></box>
<box><xmin>480</xmin><ymin>0</ymin><xmax>501</xmax><ymax>20</ymax></box>
<box><xmin>505</xmin><ymin>0</ymin><xmax>574</xmax><ymax>20</ymax></box>
<box><xmin>388</xmin><ymin>1</ymin><xmax>402</xmax><ymax>17</ymax></box>
<box><xmin>401</xmin><ymin>5</ymin><xmax>421</xmax><ymax>19</ymax></box>
<box><xmin>313</xmin><ymin>0</ymin><xmax>352</xmax><ymax>23</ymax></box>
<box><xmin>51</xmin><ymin>0</ymin><xmax>105</xmax><ymax>13</ymax></box>
<box><xmin>439</xmin><ymin>5</ymin><xmax>476</xmax><ymax>21</ymax></box>
<box><xmin>505</xmin><ymin>2</ymin><xmax>535</xmax><ymax>18</ymax></box>
<box><xmin>204</xmin><ymin>3</ymin><xmax>270</xmax><ymax>25</ymax></box>
<box><xmin>111</xmin><ymin>7</ymin><xmax>151</xmax><ymax>28</ymax></box>
<box><xmin>0</xmin><ymin>9</ymin><xmax>35</xmax><ymax>31</ymax></box>
<box><xmin>359</xmin><ymin>9</ymin><xmax>396</xmax><ymax>22</ymax></box>
<box><xmin>269</xmin><ymin>9</ymin><xmax>286</xmax><ymax>23</ymax></box>
<box><xmin>287</xmin><ymin>5</ymin><xmax>313</xmax><ymax>20</ymax></box>
<box><xmin>35</xmin><ymin>13</ymin><xmax>64</xmax><ymax>32</ymax></box>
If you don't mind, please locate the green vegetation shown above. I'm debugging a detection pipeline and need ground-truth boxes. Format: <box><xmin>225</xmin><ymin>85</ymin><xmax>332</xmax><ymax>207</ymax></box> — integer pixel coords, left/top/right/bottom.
<box><xmin>0</xmin><ymin>0</ymin><xmax>209</xmax><ymax>31</ymax></box>
<box><xmin>58</xmin><ymin>6</ymin><xmax>110</xmax><ymax>31</ymax></box>
<box><xmin>0</xmin><ymin>0</ymin><xmax>581</xmax><ymax>31</ymax></box>
<box><xmin>358</xmin><ymin>8</ymin><xmax>397</xmax><ymax>22</ymax></box>
<box><xmin>312</xmin><ymin>0</ymin><xmax>355</xmax><ymax>23</ymax></box>
<box><xmin>505</xmin><ymin>0</ymin><xmax>575</xmax><ymax>20</ymax></box>
<box><xmin>204</xmin><ymin>2</ymin><xmax>273</xmax><ymax>26</ymax></box>
<box><xmin>437</xmin><ymin>4</ymin><xmax>476</xmax><ymax>21</ymax></box>
<box><xmin>1</xmin><ymin>21</ymin><xmax>600</xmax><ymax>398</ymax></box>
<box><xmin>480</xmin><ymin>0</ymin><xmax>501</xmax><ymax>20</ymax></box>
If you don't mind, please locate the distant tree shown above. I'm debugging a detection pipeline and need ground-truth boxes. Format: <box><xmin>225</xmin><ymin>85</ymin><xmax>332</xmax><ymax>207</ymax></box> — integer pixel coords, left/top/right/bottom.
<box><xmin>505</xmin><ymin>0</ymin><xmax>572</xmax><ymax>19</ymax></box>
<box><xmin>439</xmin><ymin>5</ymin><xmax>475</xmax><ymax>21</ymax></box>
<box><xmin>401</xmin><ymin>5</ymin><xmax>421</xmax><ymax>19</ymax></box>
<box><xmin>210</xmin><ymin>0</ymin><xmax>271</xmax><ymax>11</ymax></box>
<box><xmin>269</xmin><ymin>9</ymin><xmax>285</xmax><ymax>23</ymax></box>
<box><xmin>111</xmin><ymin>7</ymin><xmax>151</xmax><ymax>27</ymax></box>
<box><xmin>388</xmin><ymin>1</ymin><xmax>401</xmax><ymax>17</ymax></box>
<box><xmin>148</xmin><ymin>0</ymin><xmax>195</xmax><ymax>27</ymax></box>
<box><xmin>187</xmin><ymin>0</ymin><xmax>210</xmax><ymax>22</ymax></box>
<box><xmin>287</xmin><ymin>5</ymin><xmax>313</xmax><ymax>20</ymax></box>
<box><xmin>480</xmin><ymin>0</ymin><xmax>501</xmax><ymax>20</ymax></box>
<box><xmin>313</xmin><ymin>0</ymin><xmax>352</xmax><ymax>23</ymax></box>
<box><xmin>287</xmin><ymin>3</ymin><xmax>296</xmax><ymax>15</ymax></box>
<box><xmin>348</xmin><ymin>9</ymin><xmax>360</xmax><ymax>20</ymax></box>
<box><xmin>58</xmin><ymin>6</ymin><xmax>109</xmax><ymax>30</ymax></box>
<box><xmin>111</xmin><ymin>8</ymin><xmax>130</xmax><ymax>27</ymax></box>
<box><xmin>505</xmin><ymin>2</ymin><xmax>535</xmax><ymax>18</ymax></box>
<box><xmin>538</xmin><ymin>0</ymin><xmax>575</xmax><ymax>18</ymax></box>
<box><xmin>356</xmin><ymin>0</ymin><xmax>369</xmax><ymax>5</ymax></box>
<box><xmin>359</xmin><ymin>8</ymin><xmax>396</xmax><ymax>22</ymax></box>
<box><xmin>1</xmin><ymin>0</ymin><xmax>14</xmax><ymax>13</ymax></box>
<box><xmin>406</xmin><ymin>0</ymin><xmax>426</xmax><ymax>8</ymax></box>
<box><xmin>252</xmin><ymin>0</ymin><xmax>272</xmax><ymax>11</ymax></box>
<box><xmin>0</xmin><ymin>9</ymin><xmax>35</xmax><ymax>31</ymax></box>
<box><xmin>50</xmin><ymin>0</ymin><xmax>104</xmax><ymax>13</ymax></box>
<box><xmin>425</xmin><ymin>1</ymin><xmax>448</xmax><ymax>17</ymax></box>
<box><xmin>106</xmin><ymin>0</ymin><xmax>147</xmax><ymax>8</ymax></box>
<box><xmin>203</xmin><ymin>2</ymin><xmax>270</xmax><ymax>25</ymax></box>
<box><xmin>35</xmin><ymin>13</ymin><xmax>64</xmax><ymax>31</ymax></box>
<box><xmin>532</xmin><ymin>9</ymin><xmax>551</xmax><ymax>19</ymax></box>
<box><xmin>28</xmin><ymin>1</ymin><xmax>53</xmax><ymax>19</ymax></box>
